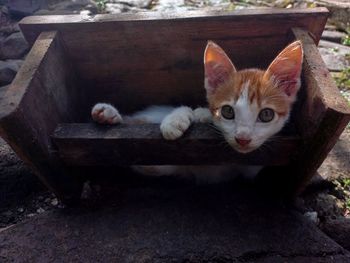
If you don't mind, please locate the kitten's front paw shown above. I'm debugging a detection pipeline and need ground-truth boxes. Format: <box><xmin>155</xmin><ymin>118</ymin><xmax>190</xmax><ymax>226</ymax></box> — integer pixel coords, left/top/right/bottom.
<box><xmin>91</xmin><ymin>103</ymin><xmax>123</xmax><ymax>124</ymax></box>
<box><xmin>193</xmin><ymin>107</ymin><xmax>212</xmax><ymax>123</ymax></box>
<box><xmin>160</xmin><ymin>106</ymin><xmax>194</xmax><ymax>140</ymax></box>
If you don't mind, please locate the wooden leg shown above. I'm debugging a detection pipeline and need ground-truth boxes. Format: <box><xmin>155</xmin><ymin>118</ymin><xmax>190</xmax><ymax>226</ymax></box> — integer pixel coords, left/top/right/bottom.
<box><xmin>0</xmin><ymin>31</ymin><xmax>86</xmax><ymax>204</ymax></box>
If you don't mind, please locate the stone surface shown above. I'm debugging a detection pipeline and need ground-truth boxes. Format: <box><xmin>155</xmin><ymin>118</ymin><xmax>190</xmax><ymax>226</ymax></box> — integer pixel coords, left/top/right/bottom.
<box><xmin>0</xmin><ymin>84</ymin><xmax>9</xmax><ymax>99</ymax></box>
<box><xmin>0</xmin><ymin>5</ymin><xmax>11</xmax><ymax>27</ymax></box>
<box><xmin>304</xmin><ymin>193</ymin><xmax>345</xmax><ymax>219</ymax></box>
<box><xmin>318</xmin><ymin>40</ymin><xmax>350</xmax><ymax>72</ymax></box>
<box><xmin>35</xmin><ymin>0</ymin><xmax>98</xmax><ymax>15</ymax></box>
<box><xmin>321</xmin><ymin>30</ymin><xmax>347</xmax><ymax>44</ymax></box>
<box><xmin>0</xmin><ymin>185</ymin><xmax>349</xmax><ymax>262</ymax></box>
<box><xmin>121</xmin><ymin>0</ymin><xmax>153</xmax><ymax>8</ymax></box>
<box><xmin>7</xmin><ymin>0</ymin><xmax>46</xmax><ymax>17</ymax></box>
<box><xmin>322</xmin><ymin>217</ymin><xmax>350</xmax><ymax>251</ymax></box>
<box><xmin>0</xmin><ymin>23</ymin><xmax>20</xmax><ymax>38</ymax></box>
<box><xmin>318</xmin><ymin>129</ymin><xmax>350</xmax><ymax>181</ymax></box>
<box><xmin>316</xmin><ymin>0</ymin><xmax>350</xmax><ymax>30</ymax></box>
<box><xmin>103</xmin><ymin>0</ymin><xmax>153</xmax><ymax>14</ymax></box>
<box><xmin>0</xmin><ymin>66</ymin><xmax>15</xmax><ymax>86</ymax></box>
<box><xmin>0</xmin><ymin>32</ymin><xmax>28</xmax><ymax>60</ymax></box>
<box><xmin>0</xmin><ymin>59</ymin><xmax>22</xmax><ymax>86</ymax></box>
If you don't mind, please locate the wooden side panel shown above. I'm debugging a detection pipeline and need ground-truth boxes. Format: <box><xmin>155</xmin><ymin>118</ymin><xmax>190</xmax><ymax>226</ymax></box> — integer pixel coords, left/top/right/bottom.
<box><xmin>258</xmin><ymin>27</ymin><xmax>350</xmax><ymax>197</ymax></box>
<box><xmin>292</xmin><ymin>28</ymin><xmax>350</xmax><ymax>138</ymax></box>
<box><xmin>52</xmin><ymin>123</ymin><xmax>300</xmax><ymax>166</ymax></box>
<box><xmin>0</xmin><ymin>31</ymin><xmax>84</xmax><ymax>203</ymax></box>
<box><xmin>19</xmin><ymin>8</ymin><xmax>329</xmax><ymax>113</ymax></box>
<box><xmin>291</xmin><ymin>27</ymin><xmax>350</xmax><ymax>191</ymax></box>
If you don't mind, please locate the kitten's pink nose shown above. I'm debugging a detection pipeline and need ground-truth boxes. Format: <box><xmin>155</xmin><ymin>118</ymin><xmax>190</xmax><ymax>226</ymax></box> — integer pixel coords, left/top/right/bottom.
<box><xmin>235</xmin><ymin>137</ymin><xmax>251</xmax><ymax>147</ymax></box>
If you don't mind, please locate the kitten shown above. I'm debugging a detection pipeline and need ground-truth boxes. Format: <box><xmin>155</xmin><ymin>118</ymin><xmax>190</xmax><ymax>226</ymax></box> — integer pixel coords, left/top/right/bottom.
<box><xmin>91</xmin><ymin>41</ymin><xmax>303</xmax><ymax>183</ymax></box>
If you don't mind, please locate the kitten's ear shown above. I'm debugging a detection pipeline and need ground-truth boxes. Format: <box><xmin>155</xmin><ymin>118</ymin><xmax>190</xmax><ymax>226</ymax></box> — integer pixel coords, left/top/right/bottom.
<box><xmin>264</xmin><ymin>41</ymin><xmax>303</xmax><ymax>102</ymax></box>
<box><xmin>204</xmin><ymin>41</ymin><xmax>236</xmax><ymax>94</ymax></box>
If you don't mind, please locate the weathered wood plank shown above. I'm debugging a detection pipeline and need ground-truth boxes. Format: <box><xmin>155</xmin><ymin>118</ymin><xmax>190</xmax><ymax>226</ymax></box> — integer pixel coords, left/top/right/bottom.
<box><xmin>292</xmin><ymin>27</ymin><xmax>350</xmax><ymax>138</ymax></box>
<box><xmin>292</xmin><ymin>27</ymin><xmax>350</xmax><ymax>192</ymax></box>
<box><xmin>19</xmin><ymin>8</ymin><xmax>329</xmax><ymax>113</ymax></box>
<box><xmin>0</xmin><ymin>31</ymin><xmax>85</xmax><ymax>203</ymax></box>
<box><xmin>258</xmin><ymin>27</ymin><xmax>350</xmax><ymax>197</ymax></box>
<box><xmin>52</xmin><ymin>123</ymin><xmax>300</xmax><ymax>166</ymax></box>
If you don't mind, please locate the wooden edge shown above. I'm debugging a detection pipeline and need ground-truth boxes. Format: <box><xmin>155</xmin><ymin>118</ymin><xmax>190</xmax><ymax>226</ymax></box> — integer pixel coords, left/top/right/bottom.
<box><xmin>19</xmin><ymin>7</ymin><xmax>329</xmax><ymax>24</ymax></box>
<box><xmin>264</xmin><ymin>28</ymin><xmax>350</xmax><ymax>195</ymax></box>
<box><xmin>19</xmin><ymin>8</ymin><xmax>329</xmax><ymax>46</ymax></box>
<box><xmin>0</xmin><ymin>31</ymin><xmax>58</xmax><ymax>120</ymax></box>
<box><xmin>0</xmin><ymin>31</ymin><xmax>83</xmax><ymax>204</ymax></box>
<box><xmin>52</xmin><ymin>123</ymin><xmax>301</xmax><ymax>166</ymax></box>
<box><xmin>292</xmin><ymin>27</ymin><xmax>350</xmax><ymax>115</ymax></box>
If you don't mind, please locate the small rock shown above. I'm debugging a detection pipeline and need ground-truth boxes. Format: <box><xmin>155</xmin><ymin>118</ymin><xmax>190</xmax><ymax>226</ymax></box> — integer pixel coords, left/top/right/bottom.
<box><xmin>7</xmin><ymin>0</ymin><xmax>42</xmax><ymax>17</ymax></box>
<box><xmin>0</xmin><ymin>32</ymin><xmax>29</xmax><ymax>60</ymax></box>
<box><xmin>0</xmin><ymin>5</ymin><xmax>11</xmax><ymax>26</ymax></box>
<box><xmin>0</xmin><ymin>23</ymin><xmax>20</xmax><ymax>37</ymax></box>
<box><xmin>105</xmin><ymin>3</ymin><xmax>129</xmax><ymax>14</ymax></box>
<box><xmin>37</xmin><ymin>195</ymin><xmax>44</xmax><ymax>201</ymax></box>
<box><xmin>0</xmin><ymin>84</ymin><xmax>9</xmax><ymax>101</ymax></box>
<box><xmin>79</xmin><ymin>10</ymin><xmax>92</xmax><ymax>16</ymax></box>
<box><xmin>51</xmin><ymin>198</ymin><xmax>58</xmax><ymax>206</ymax></box>
<box><xmin>314</xmin><ymin>193</ymin><xmax>344</xmax><ymax>218</ymax></box>
<box><xmin>44</xmin><ymin>197</ymin><xmax>51</xmax><ymax>203</ymax></box>
<box><xmin>27</xmin><ymin>213</ymin><xmax>35</xmax><ymax>218</ymax></box>
<box><xmin>306</xmin><ymin>173</ymin><xmax>334</xmax><ymax>191</ymax></box>
<box><xmin>319</xmin><ymin>40</ymin><xmax>350</xmax><ymax>55</ymax></box>
<box><xmin>0</xmin><ymin>58</ymin><xmax>21</xmax><ymax>84</ymax></box>
<box><xmin>321</xmin><ymin>30</ymin><xmax>347</xmax><ymax>44</ymax></box>
<box><xmin>17</xmin><ymin>208</ymin><xmax>24</xmax><ymax>213</ymax></box>
<box><xmin>119</xmin><ymin>0</ymin><xmax>153</xmax><ymax>8</ymax></box>
<box><xmin>0</xmin><ymin>66</ymin><xmax>16</xmax><ymax>86</ymax></box>
<box><xmin>36</xmin><ymin>207</ymin><xmax>45</xmax><ymax>214</ymax></box>
<box><xmin>42</xmin><ymin>0</ymin><xmax>98</xmax><ymax>15</ymax></box>
<box><xmin>316</xmin><ymin>0</ymin><xmax>350</xmax><ymax>31</ymax></box>
<box><xmin>318</xmin><ymin>40</ymin><xmax>350</xmax><ymax>72</ymax></box>
<box><xmin>304</xmin><ymin>211</ymin><xmax>319</xmax><ymax>224</ymax></box>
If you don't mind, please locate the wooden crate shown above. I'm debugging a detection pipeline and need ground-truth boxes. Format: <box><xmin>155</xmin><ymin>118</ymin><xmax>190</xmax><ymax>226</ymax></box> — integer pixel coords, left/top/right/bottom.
<box><xmin>0</xmin><ymin>8</ymin><xmax>349</xmax><ymax>203</ymax></box>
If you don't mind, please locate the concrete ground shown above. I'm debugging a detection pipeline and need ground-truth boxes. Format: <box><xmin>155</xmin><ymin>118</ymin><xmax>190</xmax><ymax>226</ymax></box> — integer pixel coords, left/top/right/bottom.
<box><xmin>1</xmin><ymin>184</ymin><xmax>350</xmax><ymax>263</ymax></box>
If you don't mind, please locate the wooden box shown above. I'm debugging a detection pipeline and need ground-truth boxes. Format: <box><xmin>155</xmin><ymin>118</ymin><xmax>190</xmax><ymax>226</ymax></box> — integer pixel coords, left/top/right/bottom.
<box><xmin>0</xmin><ymin>8</ymin><xmax>349</xmax><ymax>203</ymax></box>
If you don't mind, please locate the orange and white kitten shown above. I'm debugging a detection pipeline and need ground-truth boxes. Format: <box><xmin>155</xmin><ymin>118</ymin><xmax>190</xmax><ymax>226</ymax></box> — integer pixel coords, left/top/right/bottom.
<box><xmin>91</xmin><ymin>41</ymin><xmax>303</xmax><ymax>183</ymax></box>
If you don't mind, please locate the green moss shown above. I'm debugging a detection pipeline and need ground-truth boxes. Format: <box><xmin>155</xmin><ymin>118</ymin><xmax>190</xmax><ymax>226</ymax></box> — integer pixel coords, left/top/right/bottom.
<box><xmin>342</xmin><ymin>35</ymin><xmax>350</xmax><ymax>46</ymax></box>
<box><xmin>334</xmin><ymin>67</ymin><xmax>350</xmax><ymax>92</ymax></box>
<box><xmin>93</xmin><ymin>0</ymin><xmax>107</xmax><ymax>13</ymax></box>
<box><xmin>341</xmin><ymin>27</ymin><xmax>350</xmax><ymax>46</ymax></box>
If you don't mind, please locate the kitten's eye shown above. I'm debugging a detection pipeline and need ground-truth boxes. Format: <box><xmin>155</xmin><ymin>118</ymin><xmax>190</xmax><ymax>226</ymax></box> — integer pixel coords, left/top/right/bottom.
<box><xmin>258</xmin><ymin>108</ymin><xmax>275</xmax><ymax>122</ymax></box>
<box><xmin>221</xmin><ymin>105</ymin><xmax>235</xmax><ymax>119</ymax></box>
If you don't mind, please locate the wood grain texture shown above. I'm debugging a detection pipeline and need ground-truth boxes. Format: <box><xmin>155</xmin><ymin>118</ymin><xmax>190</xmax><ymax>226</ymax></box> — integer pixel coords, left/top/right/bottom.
<box><xmin>292</xmin><ymin>27</ymin><xmax>350</xmax><ymax>192</ymax></box>
<box><xmin>52</xmin><ymin>123</ymin><xmax>300</xmax><ymax>166</ymax></box>
<box><xmin>19</xmin><ymin>8</ymin><xmax>329</xmax><ymax>113</ymax></box>
<box><xmin>258</xmin><ymin>27</ymin><xmax>350</xmax><ymax>197</ymax></box>
<box><xmin>0</xmin><ymin>31</ymin><xmax>84</xmax><ymax>203</ymax></box>
<box><xmin>292</xmin><ymin>27</ymin><xmax>350</xmax><ymax>138</ymax></box>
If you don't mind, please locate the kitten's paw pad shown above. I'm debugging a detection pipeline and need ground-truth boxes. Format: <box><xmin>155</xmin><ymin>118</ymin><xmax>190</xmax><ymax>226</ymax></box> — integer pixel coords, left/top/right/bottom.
<box><xmin>160</xmin><ymin>107</ymin><xmax>194</xmax><ymax>140</ymax></box>
<box><xmin>193</xmin><ymin>107</ymin><xmax>212</xmax><ymax>123</ymax></box>
<box><xmin>91</xmin><ymin>103</ymin><xmax>122</xmax><ymax>124</ymax></box>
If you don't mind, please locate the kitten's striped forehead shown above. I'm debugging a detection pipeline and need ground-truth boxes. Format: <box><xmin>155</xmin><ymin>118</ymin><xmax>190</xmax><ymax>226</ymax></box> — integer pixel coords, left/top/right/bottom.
<box><xmin>208</xmin><ymin>69</ymin><xmax>289</xmax><ymax>115</ymax></box>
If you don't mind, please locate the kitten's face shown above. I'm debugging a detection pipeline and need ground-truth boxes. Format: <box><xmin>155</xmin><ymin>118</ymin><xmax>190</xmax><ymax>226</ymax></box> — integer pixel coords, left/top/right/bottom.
<box><xmin>204</xmin><ymin>41</ymin><xmax>303</xmax><ymax>153</ymax></box>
